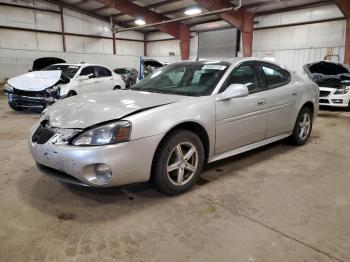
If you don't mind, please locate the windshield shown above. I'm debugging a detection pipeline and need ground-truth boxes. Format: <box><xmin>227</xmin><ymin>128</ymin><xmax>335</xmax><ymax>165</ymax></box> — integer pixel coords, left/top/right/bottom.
<box><xmin>132</xmin><ymin>61</ymin><xmax>230</xmax><ymax>96</ymax></box>
<box><xmin>42</xmin><ymin>64</ymin><xmax>80</xmax><ymax>79</ymax></box>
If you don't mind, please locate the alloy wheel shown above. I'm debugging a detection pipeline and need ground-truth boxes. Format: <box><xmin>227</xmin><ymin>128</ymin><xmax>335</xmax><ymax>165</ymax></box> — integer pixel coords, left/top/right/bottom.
<box><xmin>166</xmin><ymin>142</ymin><xmax>198</xmax><ymax>186</ymax></box>
<box><xmin>298</xmin><ymin>113</ymin><xmax>311</xmax><ymax>140</ymax></box>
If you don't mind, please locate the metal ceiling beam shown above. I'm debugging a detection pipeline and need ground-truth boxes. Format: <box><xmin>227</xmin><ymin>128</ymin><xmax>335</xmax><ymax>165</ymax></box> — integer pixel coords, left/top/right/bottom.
<box><xmin>95</xmin><ymin>0</ymin><xmax>191</xmax><ymax>59</ymax></box>
<box><xmin>91</xmin><ymin>6</ymin><xmax>111</xmax><ymax>13</ymax></box>
<box><xmin>256</xmin><ymin>0</ymin><xmax>333</xmax><ymax>16</ymax></box>
<box><xmin>336</xmin><ymin>0</ymin><xmax>350</xmax><ymax>18</ymax></box>
<box><xmin>112</xmin><ymin>0</ymin><xmax>183</xmax><ymax>19</ymax></box>
<box><xmin>121</xmin><ymin>5</ymin><xmax>201</xmax><ymax>24</ymax></box>
<box><xmin>72</xmin><ymin>0</ymin><xmax>87</xmax><ymax>6</ymax></box>
<box><xmin>45</xmin><ymin>0</ymin><xmax>129</xmax><ymax>28</ymax></box>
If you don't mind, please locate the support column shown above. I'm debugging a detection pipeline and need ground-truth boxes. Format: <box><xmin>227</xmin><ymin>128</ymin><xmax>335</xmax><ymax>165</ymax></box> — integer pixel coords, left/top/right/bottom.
<box><xmin>60</xmin><ymin>6</ymin><xmax>66</xmax><ymax>52</ymax></box>
<box><xmin>179</xmin><ymin>24</ymin><xmax>190</xmax><ymax>60</ymax></box>
<box><xmin>144</xmin><ymin>33</ymin><xmax>147</xmax><ymax>57</ymax></box>
<box><xmin>112</xmin><ymin>29</ymin><xmax>116</xmax><ymax>55</ymax></box>
<box><xmin>345</xmin><ymin>19</ymin><xmax>350</xmax><ymax>64</ymax></box>
<box><xmin>242</xmin><ymin>12</ymin><xmax>254</xmax><ymax>57</ymax></box>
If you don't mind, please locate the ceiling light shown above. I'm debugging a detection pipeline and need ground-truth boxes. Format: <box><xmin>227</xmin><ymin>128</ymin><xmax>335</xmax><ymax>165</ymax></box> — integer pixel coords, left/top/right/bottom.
<box><xmin>135</xmin><ymin>19</ymin><xmax>146</xmax><ymax>26</ymax></box>
<box><xmin>184</xmin><ymin>7</ymin><xmax>202</xmax><ymax>16</ymax></box>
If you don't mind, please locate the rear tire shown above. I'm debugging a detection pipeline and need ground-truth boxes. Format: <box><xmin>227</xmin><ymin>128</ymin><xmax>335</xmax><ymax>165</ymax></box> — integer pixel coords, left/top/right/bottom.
<box><xmin>152</xmin><ymin>130</ymin><xmax>205</xmax><ymax>196</ymax></box>
<box><xmin>113</xmin><ymin>85</ymin><xmax>121</xmax><ymax>90</ymax></box>
<box><xmin>289</xmin><ymin>107</ymin><xmax>313</xmax><ymax>146</ymax></box>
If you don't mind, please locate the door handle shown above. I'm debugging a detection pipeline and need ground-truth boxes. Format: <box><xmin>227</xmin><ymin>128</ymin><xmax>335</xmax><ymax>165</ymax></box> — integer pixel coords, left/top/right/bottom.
<box><xmin>257</xmin><ymin>99</ymin><xmax>266</xmax><ymax>106</ymax></box>
<box><xmin>292</xmin><ymin>90</ymin><xmax>298</xmax><ymax>96</ymax></box>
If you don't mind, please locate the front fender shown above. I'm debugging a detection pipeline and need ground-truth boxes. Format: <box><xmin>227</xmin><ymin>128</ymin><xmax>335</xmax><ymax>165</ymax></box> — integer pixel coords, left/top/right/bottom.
<box><xmin>125</xmin><ymin>96</ymin><xmax>216</xmax><ymax>156</ymax></box>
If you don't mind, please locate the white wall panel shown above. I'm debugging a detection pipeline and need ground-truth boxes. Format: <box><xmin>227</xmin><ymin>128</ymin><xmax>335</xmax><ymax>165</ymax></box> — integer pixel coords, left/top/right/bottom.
<box><xmin>35</xmin><ymin>11</ymin><xmax>61</xmax><ymax>31</ymax></box>
<box><xmin>255</xmin><ymin>4</ymin><xmax>343</xmax><ymax>28</ymax></box>
<box><xmin>36</xmin><ymin>33</ymin><xmax>63</xmax><ymax>52</ymax></box>
<box><xmin>0</xmin><ymin>29</ymin><xmax>37</xmax><ymax>50</ymax></box>
<box><xmin>254</xmin><ymin>20</ymin><xmax>346</xmax><ymax>51</ymax></box>
<box><xmin>65</xmin><ymin>35</ymin><xmax>84</xmax><ymax>53</ymax></box>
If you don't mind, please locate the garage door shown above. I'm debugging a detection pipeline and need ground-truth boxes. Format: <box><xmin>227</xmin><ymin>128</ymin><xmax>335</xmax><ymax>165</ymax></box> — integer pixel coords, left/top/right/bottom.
<box><xmin>198</xmin><ymin>28</ymin><xmax>239</xmax><ymax>59</ymax></box>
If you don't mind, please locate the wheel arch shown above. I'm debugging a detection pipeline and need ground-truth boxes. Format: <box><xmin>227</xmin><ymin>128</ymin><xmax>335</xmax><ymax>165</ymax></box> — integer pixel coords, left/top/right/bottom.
<box><xmin>301</xmin><ymin>101</ymin><xmax>314</xmax><ymax>116</ymax></box>
<box><xmin>150</xmin><ymin>121</ymin><xmax>210</xmax><ymax>180</ymax></box>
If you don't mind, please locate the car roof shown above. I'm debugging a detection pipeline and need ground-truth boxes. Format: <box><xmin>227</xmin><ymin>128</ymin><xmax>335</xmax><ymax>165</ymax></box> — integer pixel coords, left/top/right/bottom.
<box><xmin>51</xmin><ymin>63</ymin><xmax>105</xmax><ymax>67</ymax></box>
<box><xmin>195</xmin><ymin>57</ymin><xmax>274</xmax><ymax>64</ymax></box>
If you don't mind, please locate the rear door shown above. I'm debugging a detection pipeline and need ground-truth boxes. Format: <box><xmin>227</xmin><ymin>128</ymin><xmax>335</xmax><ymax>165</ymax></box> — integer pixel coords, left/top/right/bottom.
<box><xmin>93</xmin><ymin>66</ymin><xmax>114</xmax><ymax>91</ymax></box>
<box><xmin>215</xmin><ymin>62</ymin><xmax>269</xmax><ymax>154</ymax></box>
<box><xmin>259</xmin><ymin>62</ymin><xmax>300</xmax><ymax>138</ymax></box>
<box><xmin>76</xmin><ymin>66</ymin><xmax>97</xmax><ymax>94</ymax></box>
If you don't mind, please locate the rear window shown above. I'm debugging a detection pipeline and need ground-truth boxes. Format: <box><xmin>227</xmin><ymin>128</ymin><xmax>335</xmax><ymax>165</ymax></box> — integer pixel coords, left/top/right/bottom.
<box><xmin>95</xmin><ymin>66</ymin><xmax>112</xmax><ymax>78</ymax></box>
<box><xmin>261</xmin><ymin>63</ymin><xmax>290</xmax><ymax>88</ymax></box>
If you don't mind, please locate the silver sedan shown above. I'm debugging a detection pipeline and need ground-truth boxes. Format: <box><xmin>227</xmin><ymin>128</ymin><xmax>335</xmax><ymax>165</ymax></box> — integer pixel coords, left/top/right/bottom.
<box><xmin>29</xmin><ymin>58</ymin><xmax>319</xmax><ymax>195</ymax></box>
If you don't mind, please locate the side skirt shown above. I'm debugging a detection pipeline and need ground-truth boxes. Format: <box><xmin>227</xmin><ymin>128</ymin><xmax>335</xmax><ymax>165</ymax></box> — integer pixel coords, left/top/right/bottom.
<box><xmin>208</xmin><ymin>132</ymin><xmax>292</xmax><ymax>163</ymax></box>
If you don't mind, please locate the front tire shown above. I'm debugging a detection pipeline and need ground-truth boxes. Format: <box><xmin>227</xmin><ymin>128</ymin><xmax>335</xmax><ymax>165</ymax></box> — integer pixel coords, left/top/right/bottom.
<box><xmin>113</xmin><ymin>85</ymin><xmax>121</xmax><ymax>90</ymax></box>
<box><xmin>152</xmin><ymin>130</ymin><xmax>205</xmax><ymax>195</ymax></box>
<box><xmin>289</xmin><ymin>107</ymin><xmax>313</xmax><ymax>146</ymax></box>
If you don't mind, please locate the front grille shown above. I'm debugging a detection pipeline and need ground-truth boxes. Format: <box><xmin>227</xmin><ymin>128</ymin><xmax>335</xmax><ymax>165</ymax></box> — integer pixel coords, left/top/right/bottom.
<box><xmin>320</xmin><ymin>91</ymin><xmax>331</xmax><ymax>97</ymax></box>
<box><xmin>13</xmin><ymin>88</ymin><xmax>45</xmax><ymax>97</ymax></box>
<box><xmin>319</xmin><ymin>99</ymin><xmax>329</xmax><ymax>104</ymax></box>
<box><xmin>32</xmin><ymin>121</ymin><xmax>55</xmax><ymax>144</ymax></box>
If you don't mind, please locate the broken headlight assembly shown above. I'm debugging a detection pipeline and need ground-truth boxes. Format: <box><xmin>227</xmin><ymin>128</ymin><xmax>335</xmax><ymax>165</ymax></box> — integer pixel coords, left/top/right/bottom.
<box><xmin>334</xmin><ymin>87</ymin><xmax>349</xmax><ymax>95</ymax></box>
<box><xmin>3</xmin><ymin>83</ymin><xmax>14</xmax><ymax>93</ymax></box>
<box><xmin>72</xmin><ymin>121</ymin><xmax>132</xmax><ymax>146</ymax></box>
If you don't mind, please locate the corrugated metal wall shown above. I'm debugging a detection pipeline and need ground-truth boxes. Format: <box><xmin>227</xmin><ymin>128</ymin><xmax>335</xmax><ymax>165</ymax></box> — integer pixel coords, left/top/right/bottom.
<box><xmin>243</xmin><ymin>4</ymin><xmax>346</xmax><ymax>79</ymax></box>
<box><xmin>0</xmin><ymin>0</ymin><xmax>144</xmax><ymax>81</ymax></box>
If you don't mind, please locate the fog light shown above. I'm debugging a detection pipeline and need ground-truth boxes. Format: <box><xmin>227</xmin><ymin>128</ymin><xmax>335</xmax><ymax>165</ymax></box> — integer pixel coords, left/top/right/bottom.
<box><xmin>95</xmin><ymin>164</ymin><xmax>112</xmax><ymax>184</ymax></box>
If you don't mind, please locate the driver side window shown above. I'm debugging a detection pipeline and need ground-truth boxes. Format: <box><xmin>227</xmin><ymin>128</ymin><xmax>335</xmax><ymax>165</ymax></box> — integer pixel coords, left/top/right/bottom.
<box><xmin>221</xmin><ymin>63</ymin><xmax>264</xmax><ymax>94</ymax></box>
<box><xmin>80</xmin><ymin>66</ymin><xmax>96</xmax><ymax>78</ymax></box>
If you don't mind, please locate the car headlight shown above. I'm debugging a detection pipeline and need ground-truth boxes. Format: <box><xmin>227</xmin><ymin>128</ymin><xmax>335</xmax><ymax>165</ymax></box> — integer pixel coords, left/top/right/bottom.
<box><xmin>334</xmin><ymin>87</ymin><xmax>349</xmax><ymax>95</ymax></box>
<box><xmin>4</xmin><ymin>83</ymin><xmax>14</xmax><ymax>92</ymax></box>
<box><xmin>72</xmin><ymin>121</ymin><xmax>132</xmax><ymax>146</ymax></box>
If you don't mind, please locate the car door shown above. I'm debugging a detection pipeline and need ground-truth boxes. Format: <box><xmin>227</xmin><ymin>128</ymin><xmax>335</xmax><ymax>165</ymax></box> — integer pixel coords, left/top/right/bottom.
<box><xmin>76</xmin><ymin>66</ymin><xmax>97</xmax><ymax>94</ymax></box>
<box><xmin>94</xmin><ymin>66</ymin><xmax>114</xmax><ymax>91</ymax></box>
<box><xmin>215</xmin><ymin>62</ymin><xmax>269</xmax><ymax>154</ymax></box>
<box><xmin>259</xmin><ymin>62</ymin><xmax>300</xmax><ymax>138</ymax></box>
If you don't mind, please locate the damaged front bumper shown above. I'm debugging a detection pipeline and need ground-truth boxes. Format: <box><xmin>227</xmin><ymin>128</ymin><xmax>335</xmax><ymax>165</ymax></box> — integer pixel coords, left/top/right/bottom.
<box><xmin>28</xmin><ymin>121</ymin><xmax>162</xmax><ymax>187</ymax></box>
<box><xmin>5</xmin><ymin>87</ymin><xmax>60</xmax><ymax>111</ymax></box>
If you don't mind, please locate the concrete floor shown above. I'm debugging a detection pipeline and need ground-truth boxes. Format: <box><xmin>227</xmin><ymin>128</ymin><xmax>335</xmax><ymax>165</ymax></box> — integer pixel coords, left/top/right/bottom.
<box><xmin>0</xmin><ymin>94</ymin><xmax>349</xmax><ymax>262</ymax></box>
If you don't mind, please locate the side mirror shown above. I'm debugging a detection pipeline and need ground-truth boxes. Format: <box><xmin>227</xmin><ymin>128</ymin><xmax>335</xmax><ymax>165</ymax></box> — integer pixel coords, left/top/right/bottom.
<box><xmin>217</xmin><ymin>84</ymin><xmax>249</xmax><ymax>101</ymax></box>
<box><xmin>78</xmin><ymin>73</ymin><xmax>94</xmax><ymax>81</ymax></box>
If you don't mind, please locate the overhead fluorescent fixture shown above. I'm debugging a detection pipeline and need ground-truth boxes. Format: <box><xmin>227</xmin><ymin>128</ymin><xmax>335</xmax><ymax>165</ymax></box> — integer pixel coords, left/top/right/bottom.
<box><xmin>135</xmin><ymin>19</ymin><xmax>146</xmax><ymax>26</ymax></box>
<box><xmin>184</xmin><ymin>7</ymin><xmax>202</xmax><ymax>16</ymax></box>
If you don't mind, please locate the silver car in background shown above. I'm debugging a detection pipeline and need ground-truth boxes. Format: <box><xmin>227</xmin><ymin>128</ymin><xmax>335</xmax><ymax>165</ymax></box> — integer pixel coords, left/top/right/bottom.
<box><xmin>29</xmin><ymin>58</ymin><xmax>319</xmax><ymax>195</ymax></box>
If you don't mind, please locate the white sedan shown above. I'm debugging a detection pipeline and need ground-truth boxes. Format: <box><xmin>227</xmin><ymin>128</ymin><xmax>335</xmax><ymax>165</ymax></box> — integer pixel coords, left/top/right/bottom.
<box><xmin>3</xmin><ymin>63</ymin><xmax>125</xmax><ymax>112</ymax></box>
<box><xmin>304</xmin><ymin>60</ymin><xmax>350</xmax><ymax>110</ymax></box>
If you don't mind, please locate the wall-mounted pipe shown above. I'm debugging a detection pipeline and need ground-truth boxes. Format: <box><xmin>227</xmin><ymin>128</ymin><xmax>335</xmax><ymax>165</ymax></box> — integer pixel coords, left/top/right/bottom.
<box><xmin>234</xmin><ymin>0</ymin><xmax>242</xmax><ymax>11</ymax></box>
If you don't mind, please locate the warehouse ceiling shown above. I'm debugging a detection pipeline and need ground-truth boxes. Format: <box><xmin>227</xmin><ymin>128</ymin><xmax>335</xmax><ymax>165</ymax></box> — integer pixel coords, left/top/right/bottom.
<box><xmin>49</xmin><ymin>0</ymin><xmax>335</xmax><ymax>32</ymax></box>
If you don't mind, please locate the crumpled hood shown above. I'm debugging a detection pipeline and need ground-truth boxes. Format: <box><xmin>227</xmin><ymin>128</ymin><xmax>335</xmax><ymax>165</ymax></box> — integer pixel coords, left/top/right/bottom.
<box><xmin>8</xmin><ymin>70</ymin><xmax>62</xmax><ymax>91</ymax></box>
<box><xmin>44</xmin><ymin>90</ymin><xmax>192</xmax><ymax>129</ymax></box>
